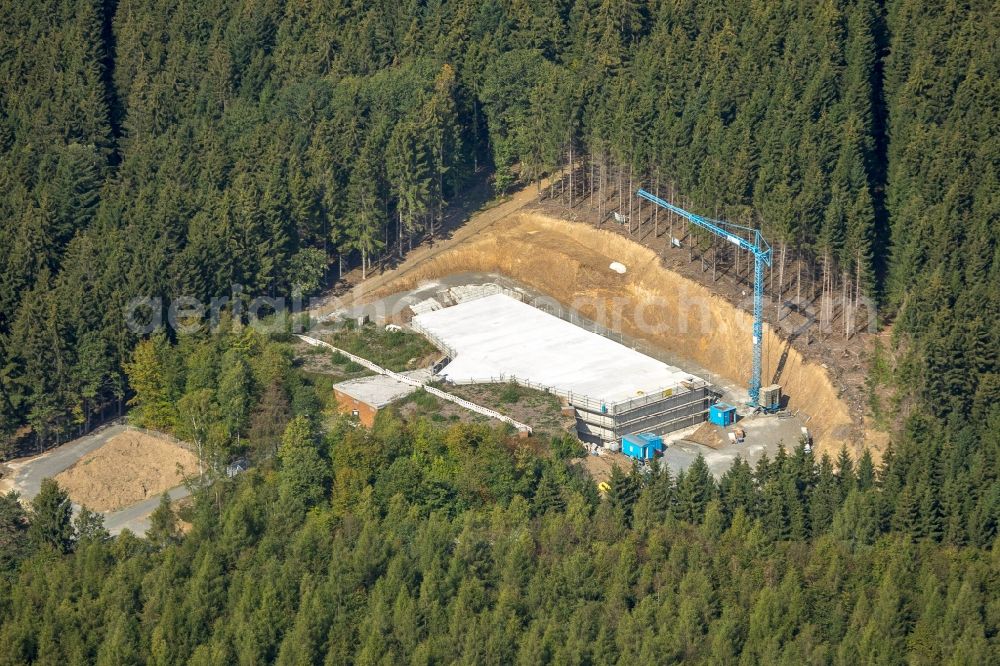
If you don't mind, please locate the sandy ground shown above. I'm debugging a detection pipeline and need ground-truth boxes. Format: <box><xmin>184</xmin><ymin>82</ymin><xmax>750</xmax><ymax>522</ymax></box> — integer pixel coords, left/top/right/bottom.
<box><xmin>578</xmin><ymin>451</ymin><xmax>629</xmax><ymax>485</ymax></box>
<box><xmin>1</xmin><ymin>423</ymin><xmax>127</xmax><ymax>498</ymax></box>
<box><xmin>54</xmin><ymin>432</ymin><xmax>198</xmax><ymax>512</ymax></box>
<box><xmin>1</xmin><ymin>424</ymin><xmax>193</xmax><ymax>535</ymax></box>
<box><xmin>535</xmin><ymin>193</ymin><xmax>878</xmax><ymax>430</ymax></box>
<box><xmin>685</xmin><ymin>422</ymin><xmax>729</xmax><ymax>450</ymax></box>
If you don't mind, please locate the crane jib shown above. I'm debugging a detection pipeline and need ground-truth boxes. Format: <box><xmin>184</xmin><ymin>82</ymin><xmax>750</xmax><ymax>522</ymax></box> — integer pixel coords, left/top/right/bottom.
<box><xmin>634</xmin><ymin>189</ymin><xmax>772</xmax><ymax>409</ymax></box>
<box><xmin>635</xmin><ymin>189</ymin><xmax>771</xmax><ymax>264</ymax></box>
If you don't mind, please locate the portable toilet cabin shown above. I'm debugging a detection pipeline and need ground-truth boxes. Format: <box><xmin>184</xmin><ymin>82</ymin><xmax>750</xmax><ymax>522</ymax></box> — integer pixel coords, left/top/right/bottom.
<box><xmin>621</xmin><ymin>433</ymin><xmax>664</xmax><ymax>460</ymax></box>
<box><xmin>709</xmin><ymin>402</ymin><xmax>736</xmax><ymax>426</ymax></box>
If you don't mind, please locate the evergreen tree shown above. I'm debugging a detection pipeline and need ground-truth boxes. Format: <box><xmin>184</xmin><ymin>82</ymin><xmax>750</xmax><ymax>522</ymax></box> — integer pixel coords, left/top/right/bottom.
<box><xmin>277</xmin><ymin>415</ymin><xmax>329</xmax><ymax>514</ymax></box>
<box><xmin>857</xmin><ymin>449</ymin><xmax>875</xmax><ymax>490</ymax></box>
<box><xmin>809</xmin><ymin>454</ymin><xmax>840</xmax><ymax>535</ymax></box>
<box><xmin>0</xmin><ymin>490</ymin><xmax>29</xmax><ymax>573</ymax></box>
<box><xmin>718</xmin><ymin>456</ymin><xmax>754</xmax><ymax>521</ymax></box>
<box><xmin>918</xmin><ymin>485</ymin><xmax>943</xmax><ymax>542</ymax></box>
<box><xmin>607</xmin><ymin>463</ymin><xmax>641</xmax><ymax>523</ymax></box>
<box><xmin>28</xmin><ymin>478</ymin><xmax>74</xmax><ymax>554</ymax></box>
<box><xmin>644</xmin><ymin>463</ymin><xmax>673</xmax><ymax>520</ymax></box>
<box><xmin>217</xmin><ymin>350</ymin><xmax>255</xmax><ymax>448</ymax></box>
<box><xmin>836</xmin><ymin>444</ymin><xmax>856</xmax><ymax>497</ymax></box>
<box><xmin>532</xmin><ymin>470</ymin><xmax>565</xmax><ymax>516</ymax></box>
<box><xmin>74</xmin><ymin>506</ymin><xmax>109</xmax><ymax>545</ymax></box>
<box><xmin>674</xmin><ymin>455</ymin><xmax>714</xmax><ymax>524</ymax></box>
<box><xmin>147</xmin><ymin>492</ymin><xmax>180</xmax><ymax>548</ymax></box>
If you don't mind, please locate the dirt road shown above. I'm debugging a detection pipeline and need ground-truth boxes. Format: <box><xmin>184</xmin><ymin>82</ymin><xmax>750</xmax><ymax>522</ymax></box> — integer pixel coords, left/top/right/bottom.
<box><xmin>1</xmin><ymin>423</ymin><xmax>125</xmax><ymax>499</ymax></box>
<box><xmin>0</xmin><ymin>423</ymin><xmax>191</xmax><ymax>536</ymax></box>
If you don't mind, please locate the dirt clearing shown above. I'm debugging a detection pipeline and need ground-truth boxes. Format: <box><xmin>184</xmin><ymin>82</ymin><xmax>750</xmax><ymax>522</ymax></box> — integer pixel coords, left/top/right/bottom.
<box><xmin>442</xmin><ymin>382</ymin><xmax>576</xmax><ymax>438</ymax></box>
<box><xmin>577</xmin><ymin>451</ymin><xmax>633</xmax><ymax>485</ymax></box>
<box><xmin>55</xmin><ymin>431</ymin><xmax>198</xmax><ymax>512</ymax></box>
<box><xmin>684</xmin><ymin>422</ymin><xmax>729</xmax><ymax>450</ymax></box>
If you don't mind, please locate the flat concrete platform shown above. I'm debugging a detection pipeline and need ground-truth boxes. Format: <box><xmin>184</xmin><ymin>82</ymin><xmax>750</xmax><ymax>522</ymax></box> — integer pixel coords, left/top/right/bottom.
<box><xmin>660</xmin><ymin>412</ymin><xmax>809</xmax><ymax>477</ymax></box>
<box><xmin>333</xmin><ymin>369</ymin><xmax>433</xmax><ymax>407</ymax></box>
<box><xmin>413</xmin><ymin>294</ymin><xmax>702</xmax><ymax>404</ymax></box>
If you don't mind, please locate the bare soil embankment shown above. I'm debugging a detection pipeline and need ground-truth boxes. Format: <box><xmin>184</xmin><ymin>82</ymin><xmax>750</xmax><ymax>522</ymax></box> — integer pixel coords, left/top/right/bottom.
<box><xmin>374</xmin><ymin>213</ymin><xmax>866</xmax><ymax>458</ymax></box>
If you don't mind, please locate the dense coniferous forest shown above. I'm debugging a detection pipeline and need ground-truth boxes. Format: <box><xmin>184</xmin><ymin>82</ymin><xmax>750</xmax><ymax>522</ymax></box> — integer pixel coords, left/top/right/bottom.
<box><xmin>1</xmin><ymin>326</ymin><xmax>997</xmax><ymax>663</ymax></box>
<box><xmin>0</xmin><ymin>0</ymin><xmax>997</xmax><ymax>661</ymax></box>
<box><xmin>0</xmin><ymin>0</ymin><xmax>996</xmax><ymax>450</ymax></box>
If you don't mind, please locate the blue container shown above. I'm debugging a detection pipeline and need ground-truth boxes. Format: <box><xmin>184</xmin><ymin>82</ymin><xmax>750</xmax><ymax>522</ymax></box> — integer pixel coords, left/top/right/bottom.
<box><xmin>709</xmin><ymin>402</ymin><xmax>736</xmax><ymax>426</ymax></box>
<box><xmin>637</xmin><ymin>432</ymin><xmax>663</xmax><ymax>450</ymax></box>
<box><xmin>621</xmin><ymin>433</ymin><xmax>664</xmax><ymax>460</ymax></box>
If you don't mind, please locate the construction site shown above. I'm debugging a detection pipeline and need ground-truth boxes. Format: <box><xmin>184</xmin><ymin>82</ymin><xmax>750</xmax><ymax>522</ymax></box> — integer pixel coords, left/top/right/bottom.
<box><xmin>0</xmin><ymin>178</ymin><xmax>883</xmax><ymax>523</ymax></box>
<box><xmin>411</xmin><ymin>291</ymin><xmax>714</xmax><ymax>443</ymax></box>
<box><xmin>316</xmin><ymin>182</ymin><xmax>882</xmax><ymax>479</ymax></box>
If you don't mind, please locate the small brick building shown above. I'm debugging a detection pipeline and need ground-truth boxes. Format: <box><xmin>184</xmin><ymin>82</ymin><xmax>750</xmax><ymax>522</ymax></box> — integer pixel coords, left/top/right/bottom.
<box><xmin>332</xmin><ymin>371</ymin><xmax>430</xmax><ymax>427</ymax></box>
<box><xmin>333</xmin><ymin>387</ymin><xmax>380</xmax><ymax>427</ymax></box>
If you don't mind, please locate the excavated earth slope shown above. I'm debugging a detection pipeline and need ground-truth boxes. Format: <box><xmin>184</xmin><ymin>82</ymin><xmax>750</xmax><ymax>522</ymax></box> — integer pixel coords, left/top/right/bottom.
<box><xmin>378</xmin><ymin>213</ymin><xmax>863</xmax><ymax>458</ymax></box>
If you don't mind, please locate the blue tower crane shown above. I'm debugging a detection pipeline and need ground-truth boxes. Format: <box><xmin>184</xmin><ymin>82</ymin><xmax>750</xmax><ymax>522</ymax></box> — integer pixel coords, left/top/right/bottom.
<box><xmin>636</xmin><ymin>189</ymin><xmax>772</xmax><ymax>408</ymax></box>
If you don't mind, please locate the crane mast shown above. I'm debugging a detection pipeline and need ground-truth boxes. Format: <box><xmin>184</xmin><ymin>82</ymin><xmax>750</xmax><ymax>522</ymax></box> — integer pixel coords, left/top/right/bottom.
<box><xmin>635</xmin><ymin>189</ymin><xmax>772</xmax><ymax>408</ymax></box>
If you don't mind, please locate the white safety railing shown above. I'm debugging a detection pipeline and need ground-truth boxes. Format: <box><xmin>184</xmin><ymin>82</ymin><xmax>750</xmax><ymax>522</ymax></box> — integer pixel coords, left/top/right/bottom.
<box><xmin>296</xmin><ymin>335</ymin><xmax>532</xmax><ymax>433</ymax></box>
<box><xmin>408</xmin><ymin>319</ymin><xmax>457</xmax><ymax>358</ymax></box>
<box><xmin>446</xmin><ymin>373</ymin><xmax>709</xmax><ymax>416</ymax></box>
